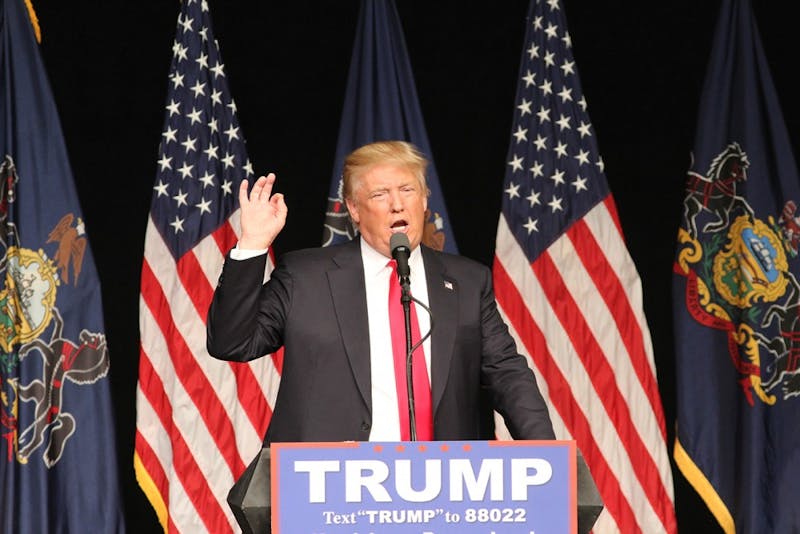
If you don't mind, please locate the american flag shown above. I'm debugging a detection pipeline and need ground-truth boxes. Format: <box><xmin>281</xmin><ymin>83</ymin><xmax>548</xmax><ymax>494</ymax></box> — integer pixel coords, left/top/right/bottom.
<box><xmin>134</xmin><ymin>1</ymin><xmax>280</xmax><ymax>532</ymax></box>
<box><xmin>492</xmin><ymin>1</ymin><xmax>676</xmax><ymax>532</ymax></box>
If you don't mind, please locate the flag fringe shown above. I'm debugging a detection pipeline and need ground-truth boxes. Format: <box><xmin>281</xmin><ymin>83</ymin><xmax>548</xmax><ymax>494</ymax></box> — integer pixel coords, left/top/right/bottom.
<box><xmin>134</xmin><ymin>451</ymin><xmax>169</xmax><ymax>533</ymax></box>
<box><xmin>673</xmin><ymin>437</ymin><xmax>734</xmax><ymax>534</ymax></box>
<box><xmin>23</xmin><ymin>0</ymin><xmax>41</xmax><ymax>43</ymax></box>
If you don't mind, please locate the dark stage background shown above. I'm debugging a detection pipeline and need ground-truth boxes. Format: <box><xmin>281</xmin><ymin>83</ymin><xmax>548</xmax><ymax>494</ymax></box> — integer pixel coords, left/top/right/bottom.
<box><xmin>30</xmin><ymin>1</ymin><xmax>797</xmax><ymax>532</ymax></box>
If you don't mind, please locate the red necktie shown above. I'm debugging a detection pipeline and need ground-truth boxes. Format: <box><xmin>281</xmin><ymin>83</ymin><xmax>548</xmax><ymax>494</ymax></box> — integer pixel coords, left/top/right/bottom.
<box><xmin>388</xmin><ymin>260</ymin><xmax>433</xmax><ymax>441</ymax></box>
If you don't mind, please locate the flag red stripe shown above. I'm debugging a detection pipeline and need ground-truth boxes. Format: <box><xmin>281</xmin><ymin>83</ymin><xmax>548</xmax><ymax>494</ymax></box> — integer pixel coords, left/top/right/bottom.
<box><xmin>212</xmin><ymin>219</ymin><xmax>238</xmax><ymax>256</ymax></box>
<box><xmin>532</xmin><ymin>250</ymin><xmax>674</xmax><ymax>530</ymax></box>
<box><xmin>568</xmin><ymin>217</ymin><xmax>668</xmax><ymax>441</ymax></box>
<box><xmin>136</xmin><ymin>344</ymin><xmax>173</xmax><ymax>432</ymax></box>
<box><xmin>176</xmin><ymin>250</ymin><xmax>215</xmax><ymax>320</ymax></box>
<box><xmin>271</xmin><ymin>347</ymin><xmax>284</xmax><ymax>376</ymax></box>
<box><xmin>137</xmin><ymin>346</ymin><xmax>232</xmax><ymax>533</ymax></box>
<box><xmin>141</xmin><ymin>260</ymin><xmax>246</xmax><ymax>477</ymax></box>
<box><xmin>493</xmin><ymin>255</ymin><xmax>642</xmax><ymax>532</ymax></box>
<box><xmin>603</xmin><ymin>195</ymin><xmax>625</xmax><ymax>239</ymax></box>
<box><xmin>176</xmin><ymin>248</ymin><xmax>271</xmax><ymax>448</ymax></box>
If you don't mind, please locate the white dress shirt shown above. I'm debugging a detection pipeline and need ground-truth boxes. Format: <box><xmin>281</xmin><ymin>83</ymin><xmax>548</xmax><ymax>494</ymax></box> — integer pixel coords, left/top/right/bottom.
<box><xmin>359</xmin><ymin>237</ymin><xmax>431</xmax><ymax>441</ymax></box>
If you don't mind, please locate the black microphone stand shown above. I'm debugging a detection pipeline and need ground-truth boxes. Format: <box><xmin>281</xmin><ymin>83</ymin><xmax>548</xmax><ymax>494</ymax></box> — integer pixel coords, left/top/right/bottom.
<box><xmin>398</xmin><ymin>273</ymin><xmax>417</xmax><ymax>441</ymax></box>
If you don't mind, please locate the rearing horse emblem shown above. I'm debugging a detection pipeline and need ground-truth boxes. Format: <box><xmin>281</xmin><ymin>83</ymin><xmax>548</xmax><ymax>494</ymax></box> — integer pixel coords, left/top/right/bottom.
<box><xmin>16</xmin><ymin>307</ymin><xmax>109</xmax><ymax>467</ymax></box>
<box><xmin>684</xmin><ymin>142</ymin><xmax>752</xmax><ymax>238</ymax></box>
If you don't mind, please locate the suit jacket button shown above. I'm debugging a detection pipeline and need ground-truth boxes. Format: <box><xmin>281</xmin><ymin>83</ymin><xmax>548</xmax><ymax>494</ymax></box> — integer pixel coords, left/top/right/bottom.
<box><xmin>360</xmin><ymin>422</ymin><xmax>370</xmax><ymax>431</ymax></box>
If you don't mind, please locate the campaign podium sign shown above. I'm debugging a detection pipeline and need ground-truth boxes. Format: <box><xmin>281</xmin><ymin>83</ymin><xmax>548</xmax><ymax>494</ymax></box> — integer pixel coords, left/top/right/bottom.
<box><xmin>270</xmin><ymin>440</ymin><xmax>576</xmax><ymax>534</ymax></box>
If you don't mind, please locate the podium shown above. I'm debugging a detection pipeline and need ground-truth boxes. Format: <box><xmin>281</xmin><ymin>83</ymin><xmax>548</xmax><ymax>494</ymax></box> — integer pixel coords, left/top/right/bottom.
<box><xmin>229</xmin><ymin>441</ymin><xmax>602</xmax><ymax>533</ymax></box>
<box><xmin>227</xmin><ymin>447</ymin><xmax>272</xmax><ymax>534</ymax></box>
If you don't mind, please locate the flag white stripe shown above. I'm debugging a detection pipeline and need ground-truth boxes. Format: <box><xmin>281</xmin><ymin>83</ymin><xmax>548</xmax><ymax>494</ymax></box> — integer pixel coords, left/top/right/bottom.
<box><xmin>592</xmin><ymin>510</ymin><xmax>622</xmax><ymax>534</ymax></box>
<box><xmin>193</xmin><ymin>228</ymin><xmax>227</xmax><ymax>292</ymax></box>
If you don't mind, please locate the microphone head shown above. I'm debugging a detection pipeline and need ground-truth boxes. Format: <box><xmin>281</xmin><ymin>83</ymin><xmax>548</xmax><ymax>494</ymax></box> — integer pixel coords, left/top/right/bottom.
<box><xmin>390</xmin><ymin>232</ymin><xmax>411</xmax><ymax>254</ymax></box>
<box><xmin>390</xmin><ymin>233</ymin><xmax>411</xmax><ymax>280</ymax></box>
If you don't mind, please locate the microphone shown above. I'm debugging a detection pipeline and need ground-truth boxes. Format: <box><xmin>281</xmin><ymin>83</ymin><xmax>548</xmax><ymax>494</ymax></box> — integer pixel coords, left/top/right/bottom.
<box><xmin>390</xmin><ymin>233</ymin><xmax>411</xmax><ymax>289</ymax></box>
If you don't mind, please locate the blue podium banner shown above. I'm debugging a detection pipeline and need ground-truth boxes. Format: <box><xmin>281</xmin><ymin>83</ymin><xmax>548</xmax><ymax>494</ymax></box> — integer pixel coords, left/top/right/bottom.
<box><xmin>271</xmin><ymin>440</ymin><xmax>576</xmax><ymax>534</ymax></box>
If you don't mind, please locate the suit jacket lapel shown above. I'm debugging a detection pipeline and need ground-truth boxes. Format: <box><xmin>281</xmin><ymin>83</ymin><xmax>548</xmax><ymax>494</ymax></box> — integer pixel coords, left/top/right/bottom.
<box><xmin>327</xmin><ymin>240</ymin><xmax>372</xmax><ymax>412</ymax></box>
<box><xmin>422</xmin><ymin>247</ymin><xmax>458</xmax><ymax>415</ymax></box>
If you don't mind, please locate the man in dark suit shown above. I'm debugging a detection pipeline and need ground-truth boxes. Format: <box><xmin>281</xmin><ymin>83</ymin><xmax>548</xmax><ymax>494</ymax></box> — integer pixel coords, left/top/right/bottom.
<box><xmin>206</xmin><ymin>141</ymin><xmax>554</xmax><ymax>444</ymax></box>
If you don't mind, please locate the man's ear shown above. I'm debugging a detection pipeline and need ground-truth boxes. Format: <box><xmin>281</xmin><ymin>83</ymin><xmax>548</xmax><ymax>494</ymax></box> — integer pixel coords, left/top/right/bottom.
<box><xmin>345</xmin><ymin>198</ymin><xmax>360</xmax><ymax>225</ymax></box>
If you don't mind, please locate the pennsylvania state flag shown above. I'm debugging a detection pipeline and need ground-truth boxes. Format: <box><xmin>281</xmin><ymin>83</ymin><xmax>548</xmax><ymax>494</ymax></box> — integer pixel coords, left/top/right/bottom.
<box><xmin>0</xmin><ymin>1</ymin><xmax>125</xmax><ymax>531</ymax></box>
<box><xmin>322</xmin><ymin>0</ymin><xmax>457</xmax><ymax>253</ymax></box>
<box><xmin>673</xmin><ymin>0</ymin><xmax>800</xmax><ymax>532</ymax></box>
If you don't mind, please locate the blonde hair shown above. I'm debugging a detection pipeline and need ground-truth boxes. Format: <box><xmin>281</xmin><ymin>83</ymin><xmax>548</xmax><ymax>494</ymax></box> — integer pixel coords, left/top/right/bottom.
<box><xmin>342</xmin><ymin>141</ymin><xmax>430</xmax><ymax>201</ymax></box>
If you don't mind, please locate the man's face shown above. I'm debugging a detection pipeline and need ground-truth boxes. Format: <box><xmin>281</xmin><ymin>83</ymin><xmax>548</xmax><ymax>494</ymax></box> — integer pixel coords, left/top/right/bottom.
<box><xmin>345</xmin><ymin>163</ymin><xmax>428</xmax><ymax>258</ymax></box>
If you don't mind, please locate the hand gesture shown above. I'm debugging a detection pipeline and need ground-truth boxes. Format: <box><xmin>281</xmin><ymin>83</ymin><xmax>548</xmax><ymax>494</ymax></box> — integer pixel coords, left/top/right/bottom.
<box><xmin>238</xmin><ymin>173</ymin><xmax>288</xmax><ymax>250</ymax></box>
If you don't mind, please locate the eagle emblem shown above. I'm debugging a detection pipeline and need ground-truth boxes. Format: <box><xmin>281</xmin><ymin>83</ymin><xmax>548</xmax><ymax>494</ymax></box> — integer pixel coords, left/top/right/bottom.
<box><xmin>47</xmin><ymin>213</ymin><xmax>87</xmax><ymax>285</ymax></box>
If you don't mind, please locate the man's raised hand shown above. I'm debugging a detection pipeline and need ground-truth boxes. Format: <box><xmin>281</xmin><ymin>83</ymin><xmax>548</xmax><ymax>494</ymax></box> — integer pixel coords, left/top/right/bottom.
<box><xmin>238</xmin><ymin>173</ymin><xmax>288</xmax><ymax>250</ymax></box>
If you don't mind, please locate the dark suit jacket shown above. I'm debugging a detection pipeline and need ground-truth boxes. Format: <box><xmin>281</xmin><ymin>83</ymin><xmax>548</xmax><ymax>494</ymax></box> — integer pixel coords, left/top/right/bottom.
<box><xmin>206</xmin><ymin>239</ymin><xmax>554</xmax><ymax>444</ymax></box>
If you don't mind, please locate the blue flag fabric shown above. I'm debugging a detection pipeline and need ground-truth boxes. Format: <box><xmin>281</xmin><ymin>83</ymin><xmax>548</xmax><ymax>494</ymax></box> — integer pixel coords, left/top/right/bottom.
<box><xmin>673</xmin><ymin>1</ymin><xmax>800</xmax><ymax>532</ymax></box>
<box><xmin>0</xmin><ymin>1</ymin><xmax>125</xmax><ymax>532</ymax></box>
<box><xmin>322</xmin><ymin>0</ymin><xmax>457</xmax><ymax>253</ymax></box>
